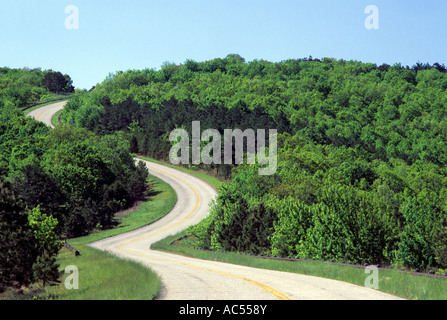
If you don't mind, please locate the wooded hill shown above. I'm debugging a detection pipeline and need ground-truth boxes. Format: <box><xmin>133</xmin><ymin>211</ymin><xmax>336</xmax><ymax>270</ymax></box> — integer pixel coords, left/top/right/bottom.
<box><xmin>61</xmin><ymin>55</ymin><xmax>447</xmax><ymax>271</ymax></box>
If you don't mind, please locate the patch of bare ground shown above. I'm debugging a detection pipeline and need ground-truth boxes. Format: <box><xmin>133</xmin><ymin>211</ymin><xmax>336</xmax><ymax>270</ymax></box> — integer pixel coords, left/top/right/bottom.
<box><xmin>114</xmin><ymin>201</ymin><xmax>143</xmax><ymax>220</ymax></box>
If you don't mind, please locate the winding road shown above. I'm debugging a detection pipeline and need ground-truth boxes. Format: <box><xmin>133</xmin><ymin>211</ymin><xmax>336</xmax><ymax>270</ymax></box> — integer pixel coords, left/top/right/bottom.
<box><xmin>26</xmin><ymin>100</ymin><xmax>67</xmax><ymax>128</ymax></box>
<box><xmin>27</xmin><ymin>102</ymin><xmax>404</xmax><ymax>300</ymax></box>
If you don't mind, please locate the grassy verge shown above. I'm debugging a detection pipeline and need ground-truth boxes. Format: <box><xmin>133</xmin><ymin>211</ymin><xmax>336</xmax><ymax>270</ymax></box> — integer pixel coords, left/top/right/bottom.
<box><xmin>152</xmin><ymin>232</ymin><xmax>447</xmax><ymax>300</ymax></box>
<box><xmin>40</xmin><ymin>174</ymin><xmax>177</xmax><ymax>300</ymax></box>
<box><xmin>51</xmin><ymin>109</ymin><xmax>63</xmax><ymax>127</ymax></box>
<box><xmin>43</xmin><ymin>245</ymin><xmax>162</xmax><ymax>300</ymax></box>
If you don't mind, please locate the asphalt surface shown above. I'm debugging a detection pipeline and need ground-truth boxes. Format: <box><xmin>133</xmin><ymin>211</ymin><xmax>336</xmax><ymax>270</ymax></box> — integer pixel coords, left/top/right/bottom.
<box><xmin>27</xmin><ymin>102</ymin><xmax>405</xmax><ymax>300</ymax></box>
<box><xmin>26</xmin><ymin>100</ymin><xmax>67</xmax><ymax>128</ymax></box>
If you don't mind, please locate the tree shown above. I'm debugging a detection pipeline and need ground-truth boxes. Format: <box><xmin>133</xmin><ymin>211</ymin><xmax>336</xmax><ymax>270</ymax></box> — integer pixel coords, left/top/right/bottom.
<box><xmin>394</xmin><ymin>199</ymin><xmax>439</xmax><ymax>269</ymax></box>
<box><xmin>0</xmin><ymin>179</ymin><xmax>38</xmax><ymax>290</ymax></box>
<box><xmin>44</xmin><ymin>71</ymin><xmax>74</xmax><ymax>93</ymax></box>
<box><xmin>433</xmin><ymin>217</ymin><xmax>447</xmax><ymax>268</ymax></box>
<box><xmin>270</xmin><ymin>197</ymin><xmax>312</xmax><ymax>258</ymax></box>
<box><xmin>12</xmin><ymin>164</ymin><xmax>67</xmax><ymax>235</ymax></box>
<box><xmin>27</xmin><ymin>206</ymin><xmax>62</xmax><ymax>287</ymax></box>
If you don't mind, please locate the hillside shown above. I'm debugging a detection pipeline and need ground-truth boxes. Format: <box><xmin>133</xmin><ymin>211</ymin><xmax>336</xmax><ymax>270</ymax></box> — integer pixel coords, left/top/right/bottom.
<box><xmin>60</xmin><ymin>55</ymin><xmax>447</xmax><ymax>271</ymax></box>
<box><xmin>0</xmin><ymin>67</ymin><xmax>149</xmax><ymax>292</ymax></box>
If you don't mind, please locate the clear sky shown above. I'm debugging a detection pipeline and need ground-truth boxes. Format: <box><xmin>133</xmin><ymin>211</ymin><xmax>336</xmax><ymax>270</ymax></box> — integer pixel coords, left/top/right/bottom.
<box><xmin>0</xmin><ymin>0</ymin><xmax>446</xmax><ymax>89</ymax></box>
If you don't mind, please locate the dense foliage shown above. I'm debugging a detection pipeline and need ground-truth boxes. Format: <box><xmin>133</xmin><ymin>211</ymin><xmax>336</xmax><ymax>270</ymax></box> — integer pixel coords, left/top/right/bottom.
<box><xmin>0</xmin><ymin>68</ymin><xmax>149</xmax><ymax>291</ymax></box>
<box><xmin>0</xmin><ymin>106</ymin><xmax>149</xmax><ymax>238</ymax></box>
<box><xmin>62</xmin><ymin>55</ymin><xmax>447</xmax><ymax>270</ymax></box>
<box><xmin>0</xmin><ymin>179</ymin><xmax>39</xmax><ymax>289</ymax></box>
<box><xmin>0</xmin><ymin>67</ymin><xmax>74</xmax><ymax>109</ymax></box>
<box><xmin>43</xmin><ymin>71</ymin><xmax>75</xmax><ymax>94</ymax></box>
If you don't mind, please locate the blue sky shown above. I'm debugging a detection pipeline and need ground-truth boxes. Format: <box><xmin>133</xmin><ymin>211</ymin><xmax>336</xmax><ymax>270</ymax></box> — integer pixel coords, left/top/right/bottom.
<box><xmin>0</xmin><ymin>0</ymin><xmax>446</xmax><ymax>89</ymax></box>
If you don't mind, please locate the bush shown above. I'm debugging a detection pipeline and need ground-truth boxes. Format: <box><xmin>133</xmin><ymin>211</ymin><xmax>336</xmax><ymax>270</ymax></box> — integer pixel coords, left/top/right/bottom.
<box><xmin>394</xmin><ymin>199</ymin><xmax>440</xmax><ymax>269</ymax></box>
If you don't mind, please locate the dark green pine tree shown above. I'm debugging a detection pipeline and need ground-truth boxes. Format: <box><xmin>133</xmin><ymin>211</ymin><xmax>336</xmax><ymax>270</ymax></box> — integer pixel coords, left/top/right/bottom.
<box><xmin>0</xmin><ymin>179</ymin><xmax>38</xmax><ymax>290</ymax></box>
<box><xmin>32</xmin><ymin>251</ymin><xmax>60</xmax><ymax>288</ymax></box>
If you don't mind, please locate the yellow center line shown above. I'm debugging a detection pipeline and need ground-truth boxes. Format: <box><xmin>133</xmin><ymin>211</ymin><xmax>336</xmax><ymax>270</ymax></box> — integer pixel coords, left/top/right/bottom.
<box><xmin>117</xmin><ymin>161</ymin><xmax>292</xmax><ymax>301</ymax></box>
<box><xmin>118</xmin><ymin>164</ymin><xmax>200</xmax><ymax>249</ymax></box>
<box><xmin>124</xmin><ymin>247</ymin><xmax>291</xmax><ymax>301</ymax></box>
<box><xmin>30</xmin><ymin>103</ymin><xmax>290</xmax><ymax>299</ymax></box>
<box><xmin>37</xmin><ymin>103</ymin><xmax>64</xmax><ymax>121</ymax></box>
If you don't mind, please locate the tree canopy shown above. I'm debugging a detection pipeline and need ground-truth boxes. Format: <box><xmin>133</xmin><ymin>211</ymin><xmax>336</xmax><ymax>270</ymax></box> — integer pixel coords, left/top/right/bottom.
<box><xmin>63</xmin><ymin>56</ymin><xmax>447</xmax><ymax>271</ymax></box>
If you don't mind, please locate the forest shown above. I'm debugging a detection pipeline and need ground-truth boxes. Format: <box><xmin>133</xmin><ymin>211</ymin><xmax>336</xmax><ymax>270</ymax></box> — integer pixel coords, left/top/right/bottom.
<box><xmin>61</xmin><ymin>55</ymin><xmax>447</xmax><ymax>271</ymax></box>
<box><xmin>0</xmin><ymin>67</ymin><xmax>149</xmax><ymax>291</ymax></box>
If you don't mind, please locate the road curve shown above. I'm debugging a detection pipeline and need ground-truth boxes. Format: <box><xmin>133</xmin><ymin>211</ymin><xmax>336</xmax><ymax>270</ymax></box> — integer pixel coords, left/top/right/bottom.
<box><xmin>26</xmin><ymin>100</ymin><xmax>67</xmax><ymax>128</ymax></box>
<box><xmin>27</xmin><ymin>102</ymin><xmax>404</xmax><ymax>300</ymax></box>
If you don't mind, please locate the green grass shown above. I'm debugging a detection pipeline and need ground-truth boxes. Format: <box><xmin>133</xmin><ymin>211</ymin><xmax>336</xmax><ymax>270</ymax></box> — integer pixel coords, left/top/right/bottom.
<box><xmin>152</xmin><ymin>232</ymin><xmax>447</xmax><ymax>300</ymax></box>
<box><xmin>41</xmin><ymin>174</ymin><xmax>177</xmax><ymax>300</ymax></box>
<box><xmin>46</xmin><ymin>245</ymin><xmax>161</xmax><ymax>300</ymax></box>
<box><xmin>71</xmin><ymin>173</ymin><xmax>177</xmax><ymax>243</ymax></box>
<box><xmin>51</xmin><ymin>109</ymin><xmax>63</xmax><ymax>127</ymax></box>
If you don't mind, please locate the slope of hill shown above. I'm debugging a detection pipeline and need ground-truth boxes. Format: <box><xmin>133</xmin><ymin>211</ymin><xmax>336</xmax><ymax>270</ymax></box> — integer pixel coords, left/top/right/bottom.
<box><xmin>59</xmin><ymin>56</ymin><xmax>447</xmax><ymax>272</ymax></box>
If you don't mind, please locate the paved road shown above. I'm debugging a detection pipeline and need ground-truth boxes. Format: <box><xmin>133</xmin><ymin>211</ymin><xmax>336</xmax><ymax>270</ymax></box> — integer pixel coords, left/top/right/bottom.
<box><xmin>26</xmin><ymin>101</ymin><xmax>67</xmax><ymax>128</ymax></box>
<box><xmin>27</xmin><ymin>102</ymin><xmax>404</xmax><ymax>300</ymax></box>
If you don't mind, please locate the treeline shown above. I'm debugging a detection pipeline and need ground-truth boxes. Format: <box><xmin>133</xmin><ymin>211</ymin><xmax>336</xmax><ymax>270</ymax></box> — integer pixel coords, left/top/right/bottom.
<box><xmin>0</xmin><ymin>67</ymin><xmax>149</xmax><ymax>291</ymax></box>
<box><xmin>62</xmin><ymin>55</ymin><xmax>447</xmax><ymax>270</ymax></box>
<box><xmin>0</xmin><ymin>67</ymin><xmax>74</xmax><ymax>109</ymax></box>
